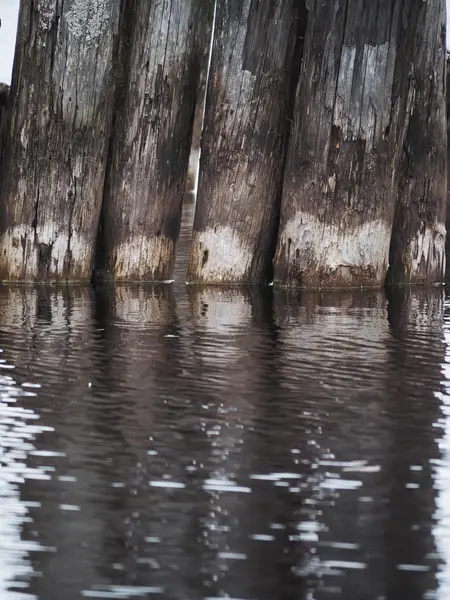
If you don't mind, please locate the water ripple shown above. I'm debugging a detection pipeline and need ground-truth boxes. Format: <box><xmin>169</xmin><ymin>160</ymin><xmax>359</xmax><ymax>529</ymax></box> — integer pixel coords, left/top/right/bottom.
<box><xmin>0</xmin><ymin>285</ymin><xmax>447</xmax><ymax>599</ymax></box>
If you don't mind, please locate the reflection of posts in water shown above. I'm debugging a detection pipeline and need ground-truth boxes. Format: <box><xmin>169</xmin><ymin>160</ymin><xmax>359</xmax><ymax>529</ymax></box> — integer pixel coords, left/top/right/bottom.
<box><xmin>435</xmin><ymin>295</ymin><xmax>450</xmax><ymax>594</ymax></box>
<box><xmin>184</xmin><ymin>287</ymin><xmax>259</xmax><ymax>598</ymax></box>
<box><xmin>185</xmin><ymin>287</ymin><xmax>308</xmax><ymax>600</ymax></box>
<box><xmin>0</xmin><ymin>286</ymin><xmax>95</xmax><ymax>369</ymax></box>
<box><xmin>97</xmin><ymin>284</ymin><xmax>176</xmax><ymax>327</ymax></box>
<box><xmin>273</xmin><ymin>289</ymin><xmax>392</xmax><ymax>597</ymax></box>
<box><xmin>270</xmin><ymin>288</ymin><xmax>443</xmax><ymax>598</ymax></box>
<box><xmin>0</xmin><ymin>284</ymin><xmax>191</xmax><ymax>598</ymax></box>
<box><xmin>0</xmin><ymin>284</ymin><xmax>444</xmax><ymax>598</ymax></box>
<box><xmin>0</xmin><ymin>286</ymin><xmax>106</xmax><ymax>598</ymax></box>
<box><xmin>384</xmin><ymin>287</ymin><xmax>444</xmax><ymax>599</ymax></box>
<box><xmin>94</xmin><ymin>284</ymin><xmax>212</xmax><ymax>600</ymax></box>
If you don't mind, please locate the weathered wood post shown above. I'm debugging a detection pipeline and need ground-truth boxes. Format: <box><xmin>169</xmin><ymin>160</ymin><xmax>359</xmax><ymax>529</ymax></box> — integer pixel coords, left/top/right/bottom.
<box><xmin>388</xmin><ymin>0</ymin><xmax>447</xmax><ymax>284</ymax></box>
<box><xmin>0</xmin><ymin>84</ymin><xmax>8</xmax><ymax>155</ymax></box>
<box><xmin>0</xmin><ymin>0</ymin><xmax>121</xmax><ymax>282</ymax></box>
<box><xmin>98</xmin><ymin>0</ymin><xmax>213</xmax><ymax>282</ymax></box>
<box><xmin>274</xmin><ymin>0</ymin><xmax>445</xmax><ymax>288</ymax></box>
<box><xmin>447</xmin><ymin>56</ymin><xmax>450</xmax><ymax>279</ymax></box>
<box><xmin>274</xmin><ymin>0</ymin><xmax>402</xmax><ymax>288</ymax></box>
<box><xmin>187</xmin><ymin>0</ymin><xmax>306</xmax><ymax>284</ymax></box>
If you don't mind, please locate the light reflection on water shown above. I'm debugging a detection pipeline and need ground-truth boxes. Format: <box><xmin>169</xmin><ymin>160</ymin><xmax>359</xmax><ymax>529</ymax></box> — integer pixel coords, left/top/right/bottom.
<box><xmin>434</xmin><ymin>302</ymin><xmax>450</xmax><ymax>598</ymax></box>
<box><xmin>0</xmin><ymin>285</ymin><xmax>448</xmax><ymax>599</ymax></box>
<box><xmin>0</xmin><ymin>368</ymin><xmax>49</xmax><ymax>600</ymax></box>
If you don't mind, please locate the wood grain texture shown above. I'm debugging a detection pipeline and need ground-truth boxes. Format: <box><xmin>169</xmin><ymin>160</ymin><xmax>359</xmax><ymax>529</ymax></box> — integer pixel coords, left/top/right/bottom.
<box><xmin>0</xmin><ymin>0</ymin><xmax>121</xmax><ymax>282</ymax></box>
<box><xmin>98</xmin><ymin>0</ymin><xmax>212</xmax><ymax>282</ymax></box>
<box><xmin>0</xmin><ymin>84</ymin><xmax>9</xmax><ymax>169</ymax></box>
<box><xmin>274</xmin><ymin>0</ymin><xmax>413</xmax><ymax>288</ymax></box>
<box><xmin>388</xmin><ymin>0</ymin><xmax>447</xmax><ymax>284</ymax></box>
<box><xmin>187</xmin><ymin>0</ymin><xmax>305</xmax><ymax>284</ymax></box>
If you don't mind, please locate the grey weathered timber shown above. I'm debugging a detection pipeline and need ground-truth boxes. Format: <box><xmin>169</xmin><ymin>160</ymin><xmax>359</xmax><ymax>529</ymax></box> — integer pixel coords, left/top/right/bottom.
<box><xmin>98</xmin><ymin>0</ymin><xmax>212</xmax><ymax>282</ymax></box>
<box><xmin>388</xmin><ymin>0</ymin><xmax>447</xmax><ymax>284</ymax></box>
<box><xmin>274</xmin><ymin>0</ymin><xmax>413</xmax><ymax>288</ymax></box>
<box><xmin>0</xmin><ymin>0</ymin><xmax>121</xmax><ymax>282</ymax></box>
<box><xmin>447</xmin><ymin>58</ymin><xmax>450</xmax><ymax>278</ymax></box>
<box><xmin>0</xmin><ymin>84</ymin><xmax>8</xmax><ymax>156</ymax></box>
<box><xmin>187</xmin><ymin>0</ymin><xmax>306</xmax><ymax>284</ymax></box>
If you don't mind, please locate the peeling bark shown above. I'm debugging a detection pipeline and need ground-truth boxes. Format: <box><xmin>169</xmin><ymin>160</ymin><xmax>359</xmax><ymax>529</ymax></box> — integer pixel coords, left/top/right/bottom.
<box><xmin>274</xmin><ymin>0</ymin><xmax>415</xmax><ymax>288</ymax></box>
<box><xmin>0</xmin><ymin>0</ymin><xmax>121</xmax><ymax>282</ymax></box>
<box><xmin>388</xmin><ymin>0</ymin><xmax>447</xmax><ymax>284</ymax></box>
<box><xmin>98</xmin><ymin>0</ymin><xmax>212</xmax><ymax>282</ymax></box>
<box><xmin>187</xmin><ymin>0</ymin><xmax>306</xmax><ymax>284</ymax></box>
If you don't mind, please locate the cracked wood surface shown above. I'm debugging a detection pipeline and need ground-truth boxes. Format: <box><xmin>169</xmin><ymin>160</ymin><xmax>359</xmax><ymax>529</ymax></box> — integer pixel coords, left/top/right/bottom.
<box><xmin>187</xmin><ymin>0</ymin><xmax>305</xmax><ymax>284</ymax></box>
<box><xmin>98</xmin><ymin>0</ymin><xmax>212</xmax><ymax>282</ymax></box>
<box><xmin>0</xmin><ymin>84</ymin><xmax>8</xmax><ymax>163</ymax></box>
<box><xmin>274</xmin><ymin>0</ymin><xmax>442</xmax><ymax>288</ymax></box>
<box><xmin>0</xmin><ymin>0</ymin><xmax>120</xmax><ymax>282</ymax></box>
<box><xmin>388</xmin><ymin>0</ymin><xmax>447</xmax><ymax>284</ymax></box>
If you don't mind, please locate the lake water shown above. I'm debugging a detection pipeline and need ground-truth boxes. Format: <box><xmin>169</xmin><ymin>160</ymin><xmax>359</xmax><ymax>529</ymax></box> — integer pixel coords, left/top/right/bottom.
<box><xmin>1</xmin><ymin>236</ymin><xmax>450</xmax><ymax>599</ymax></box>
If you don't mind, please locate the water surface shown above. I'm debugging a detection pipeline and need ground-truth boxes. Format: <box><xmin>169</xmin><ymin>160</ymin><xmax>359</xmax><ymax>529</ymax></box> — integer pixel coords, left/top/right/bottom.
<box><xmin>0</xmin><ymin>282</ymin><xmax>449</xmax><ymax>600</ymax></box>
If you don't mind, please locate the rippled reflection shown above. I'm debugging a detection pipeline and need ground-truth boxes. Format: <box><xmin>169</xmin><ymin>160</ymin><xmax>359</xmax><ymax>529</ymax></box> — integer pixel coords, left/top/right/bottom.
<box><xmin>0</xmin><ymin>285</ymin><xmax>448</xmax><ymax>599</ymax></box>
<box><xmin>435</xmin><ymin>296</ymin><xmax>450</xmax><ymax>599</ymax></box>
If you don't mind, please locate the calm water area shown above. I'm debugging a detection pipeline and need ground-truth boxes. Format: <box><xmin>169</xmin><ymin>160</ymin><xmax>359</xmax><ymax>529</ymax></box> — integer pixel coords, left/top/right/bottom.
<box><xmin>0</xmin><ymin>198</ymin><xmax>449</xmax><ymax>600</ymax></box>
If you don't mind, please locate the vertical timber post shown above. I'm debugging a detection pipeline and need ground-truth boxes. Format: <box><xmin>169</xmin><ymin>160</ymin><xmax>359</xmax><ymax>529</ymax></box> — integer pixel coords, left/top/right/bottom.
<box><xmin>274</xmin><ymin>0</ymin><xmax>411</xmax><ymax>288</ymax></box>
<box><xmin>0</xmin><ymin>84</ymin><xmax>9</xmax><ymax>168</ymax></box>
<box><xmin>187</xmin><ymin>0</ymin><xmax>306</xmax><ymax>284</ymax></box>
<box><xmin>98</xmin><ymin>0</ymin><xmax>212</xmax><ymax>282</ymax></box>
<box><xmin>388</xmin><ymin>0</ymin><xmax>447</xmax><ymax>285</ymax></box>
<box><xmin>447</xmin><ymin>56</ymin><xmax>450</xmax><ymax>278</ymax></box>
<box><xmin>0</xmin><ymin>0</ymin><xmax>121</xmax><ymax>282</ymax></box>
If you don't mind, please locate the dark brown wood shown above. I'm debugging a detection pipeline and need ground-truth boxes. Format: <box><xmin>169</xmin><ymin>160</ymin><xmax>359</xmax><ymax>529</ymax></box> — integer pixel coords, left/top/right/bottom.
<box><xmin>0</xmin><ymin>84</ymin><xmax>8</xmax><ymax>155</ymax></box>
<box><xmin>274</xmin><ymin>0</ymin><xmax>419</xmax><ymax>288</ymax></box>
<box><xmin>388</xmin><ymin>0</ymin><xmax>447</xmax><ymax>284</ymax></box>
<box><xmin>98</xmin><ymin>0</ymin><xmax>213</xmax><ymax>282</ymax></box>
<box><xmin>447</xmin><ymin>58</ymin><xmax>450</xmax><ymax>280</ymax></box>
<box><xmin>187</xmin><ymin>0</ymin><xmax>306</xmax><ymax>284</ymax></box>
<box><xmin>0</xmin><ymin>0</ymin><xmax>121</xmax><ymax>282</ymax></box>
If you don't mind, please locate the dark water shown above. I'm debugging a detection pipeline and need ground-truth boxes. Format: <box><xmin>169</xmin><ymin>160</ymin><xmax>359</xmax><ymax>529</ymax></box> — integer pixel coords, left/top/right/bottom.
<box><xmin>0</xmin><ymin>279</ymin><xmax>450</xmax><ymax>600</ymax></box>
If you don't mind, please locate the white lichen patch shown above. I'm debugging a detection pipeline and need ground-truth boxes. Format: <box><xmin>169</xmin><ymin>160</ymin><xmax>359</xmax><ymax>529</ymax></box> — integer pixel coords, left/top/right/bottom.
<box><xmin>65</xmin><ymin>0</ymin><xmax>111</xmax><ymax>44</ymax></box>
<box><xmin>407</xmin><ymin>222</ymin><xmax>446</xmax><ymax>281</ymax></box>
<box><xmin>0</xmin><ymin>224</ymin><xmax>90</xmax><ymax>281</ymax></box>
<box><xmin>279</xmin><ymin>212</ymin><xmax>392</xmax><ymax>285</ymax></box>
<box><xmin>112</xmin><ymin>235</ymin><xmax>174</xmax><ymax>281</ymax></box>
<box><xmin>189</xmin><ymin>227</ymin><xmax>252</xmax><ymax>283</ymax></box>
<box><xmin>36</xmin><ymin>0</ymin><xmax>56</xmax><ymax>31</ymax></box>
